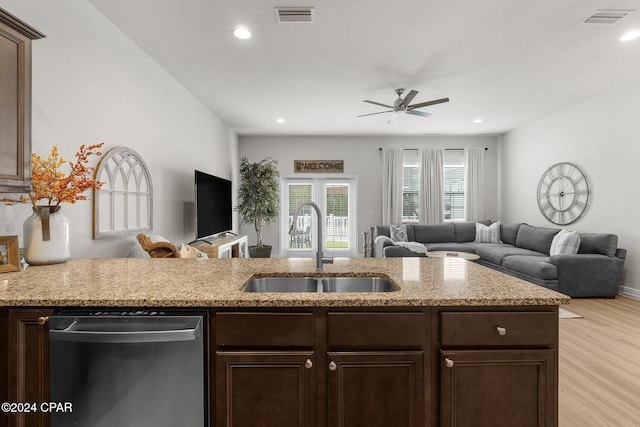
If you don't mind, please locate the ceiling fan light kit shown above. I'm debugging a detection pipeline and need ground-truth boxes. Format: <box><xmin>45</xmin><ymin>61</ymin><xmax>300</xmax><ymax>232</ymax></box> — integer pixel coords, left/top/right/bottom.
<box><xmin>358</xmin><ymin>88</ymin><xmax>449</xmax><ymax>121</ymax></box>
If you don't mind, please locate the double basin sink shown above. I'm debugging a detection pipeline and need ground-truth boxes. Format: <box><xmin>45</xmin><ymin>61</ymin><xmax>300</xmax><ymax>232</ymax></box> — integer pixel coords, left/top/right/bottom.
<box><xmin>243</xmin><ymin>276</ymin><xmax>398</xmax><ymax>293</ymax></box>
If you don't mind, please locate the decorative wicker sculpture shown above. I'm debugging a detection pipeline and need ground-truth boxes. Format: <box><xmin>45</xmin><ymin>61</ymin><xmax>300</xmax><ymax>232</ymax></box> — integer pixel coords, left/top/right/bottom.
<box><xmin>136</xmin><ymin>234</ymin><xmax>180</xmax><ymax>258</ymax></box>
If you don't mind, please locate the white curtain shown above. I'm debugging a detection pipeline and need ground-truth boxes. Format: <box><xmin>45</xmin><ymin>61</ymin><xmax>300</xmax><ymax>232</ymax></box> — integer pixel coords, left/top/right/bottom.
<box><xmin>464</xmin><ymin>147</ymin><xmax>485</xmax><ymax>221</ymax></box>
<box><xmin>381</xmin><ymin>148</ymin><xmax>404</xmax><ymax>225</ymax></box>
<box><xmin>418</xmin><ymin>148</ymin><xmax>444</xmax><ymax>224</ymax></box>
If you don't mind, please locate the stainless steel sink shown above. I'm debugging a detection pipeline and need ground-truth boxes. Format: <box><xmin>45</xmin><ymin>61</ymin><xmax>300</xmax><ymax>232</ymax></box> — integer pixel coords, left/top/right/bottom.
<box><xmin>242</xmin><ymin>277</ymin><xmax>320</xmax><ymax>293</ymax></box>
<box><xmin>242</xmin><ymin>276</ymin><xmax>398</xmax><ymax>293</ymax></box>
<box><xmin>321</xmin><ymin>277</ymin><xmax>397</xmax><ymax>292</ymax></box>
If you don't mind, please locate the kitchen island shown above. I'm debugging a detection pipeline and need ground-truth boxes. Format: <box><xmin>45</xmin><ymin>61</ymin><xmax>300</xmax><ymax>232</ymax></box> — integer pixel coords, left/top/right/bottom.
<box><xmin>0</xmin><ymin>257</ymin><xmax>569</xmax><ymax>427</ymax></box>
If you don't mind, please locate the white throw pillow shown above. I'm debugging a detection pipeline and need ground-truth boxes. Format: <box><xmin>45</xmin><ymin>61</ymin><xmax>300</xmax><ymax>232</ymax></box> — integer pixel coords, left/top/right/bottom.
<box><xmin>550</xmin><ymin>230</ymin><xmax>580</xmax><ymax>256</ymax></box>
<box><xmin>390</xmin><ymin>224</ymin><xmax>408</xmax><ymax>242</ymax></box>
<box><xmin>475</xmin><ymin>222</ymin><xmax>502</xmax><ymax>243</ymax></box>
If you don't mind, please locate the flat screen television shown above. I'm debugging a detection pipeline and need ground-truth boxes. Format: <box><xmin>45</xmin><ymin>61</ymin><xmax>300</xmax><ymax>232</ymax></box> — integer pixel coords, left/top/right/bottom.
<box><xmin>195</xmin><ymin>170</ymin><xmax>232</xmax><ymax>240</ymax></box>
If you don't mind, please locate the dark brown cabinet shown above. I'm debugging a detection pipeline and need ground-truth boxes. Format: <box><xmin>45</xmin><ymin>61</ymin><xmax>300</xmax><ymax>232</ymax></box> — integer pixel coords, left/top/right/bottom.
<box><xmin>440</xmin><ymin>349</ymin><xmax>555</xmax><ymax>427</ymax></box>
<box><xmin>438</xmin><ymin>310</ymin><xmax>558</xmax><ymax>427</ymax></box>
<box><xmin>0</xmin><ymin>8</ymin><xmax>44</xmax><ymax>193</ymax></box>
<box><xmin>2</xmin><ymin>308</ymin><xmax>52</xmax><ymax>427</ymax></box>
<box><xmin>216</xmin><ymin>351</ymin><xmax>315</xmax><ymax>427</ymax></box>
<box><xmin>214</xmin><ymin>310</ymin><xmax>429</xmax><ymax>427</ymax></box>
<box><xmin>327</xmin><ymin>351</ymin><xmax>424</xmax><ymax>427</ymax></box>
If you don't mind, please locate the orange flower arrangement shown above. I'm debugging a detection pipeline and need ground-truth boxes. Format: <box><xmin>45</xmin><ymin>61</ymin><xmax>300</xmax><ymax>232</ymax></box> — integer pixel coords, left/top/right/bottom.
<box><xmin>2</xmin><ymin>143</ymin><xmax>104</xmax><ymax>209</ymax></box>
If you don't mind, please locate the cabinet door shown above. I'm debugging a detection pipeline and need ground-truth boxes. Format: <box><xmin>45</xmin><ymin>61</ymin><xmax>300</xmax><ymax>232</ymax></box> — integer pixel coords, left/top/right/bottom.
<box><xmin>216</xmin><ymin>351</ymin><xmax>315</xmax><ymax>427</ymax></box>
<box><xmin>6</xmin><ymin>309</ymin><xmax>52</xmax><ymax>427</ymax></box>
<box><xmin>0</xmin><ymin>10</ymin><xmax>43</xmax><ymax>193</ymax></box>
<box><xmin>327</xmin><ymin>351</ymin><xmax>424</xmax><ymax>427</ymax></box>
<box><xmin>440</xmin><ymin>349</ymin><xmax>556</xmax><ymax>427</ymax></box>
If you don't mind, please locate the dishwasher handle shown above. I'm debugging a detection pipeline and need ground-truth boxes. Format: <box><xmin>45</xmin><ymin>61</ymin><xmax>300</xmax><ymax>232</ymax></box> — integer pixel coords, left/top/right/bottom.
<box><xmin>49</xmin><ymin>316</ymin><xmax>203</xmax><ymax>344</ymax></box>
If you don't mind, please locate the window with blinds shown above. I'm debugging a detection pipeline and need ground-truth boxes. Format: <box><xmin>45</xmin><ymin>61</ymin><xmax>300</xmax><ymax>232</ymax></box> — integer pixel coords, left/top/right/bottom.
<box><xmin>444</xmin><ymin>149</ymin><xmax>465</xmax><ymax>221</ymax></box>
<box><xmin>401</xmin><ymin>149</ymin><xmax>465</xmax><ymax>222</ymax></box>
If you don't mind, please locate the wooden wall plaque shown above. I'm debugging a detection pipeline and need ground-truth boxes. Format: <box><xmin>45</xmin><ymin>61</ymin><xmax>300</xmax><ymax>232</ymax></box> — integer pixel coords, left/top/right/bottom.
<box><xmin>294</xmin><ymin>160</ymin><xmax>344</xmax><ymax>173</ymax></box>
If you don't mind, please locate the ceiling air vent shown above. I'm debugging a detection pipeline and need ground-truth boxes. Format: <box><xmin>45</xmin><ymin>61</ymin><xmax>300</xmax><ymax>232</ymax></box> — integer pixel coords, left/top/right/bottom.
<box><xmin>275</xmin><ymin>7</ymin><xmax>314</xmax><ymax>23</ymax></box>
<box><xmin>583</xmin><ymin>9</ymin><xmax>635</xmax><ymax>24</ymax></box>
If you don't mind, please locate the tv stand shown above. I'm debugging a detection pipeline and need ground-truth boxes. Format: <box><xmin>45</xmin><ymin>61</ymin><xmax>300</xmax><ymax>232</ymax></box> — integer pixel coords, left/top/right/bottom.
<box><xmin>192</xmin><ymin>235</ymin><xmax>248</xmax><ymax>258</ymax></box>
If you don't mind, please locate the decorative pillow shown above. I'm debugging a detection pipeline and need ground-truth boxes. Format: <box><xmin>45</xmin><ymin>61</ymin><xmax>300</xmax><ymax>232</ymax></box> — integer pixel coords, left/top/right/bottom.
<box><xmin>390</xmin><ymin>224</ymin><xmax>408</xmax><ymax>242</ymax></box>
<box><xmin>549</xmin><ymin>230</ymin><xmax>580</xmax><ymax>256</ymax></box>
<box><xmin>475</xmin><ymin>222</ymin><xmax>502</xmax><ymax>243</ymax></box>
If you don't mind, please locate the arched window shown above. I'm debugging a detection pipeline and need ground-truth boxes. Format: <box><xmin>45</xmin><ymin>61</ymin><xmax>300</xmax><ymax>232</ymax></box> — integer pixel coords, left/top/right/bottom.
<box><xmin>93</xmin><ymin>146</ymin><xmax>153</xmax><ymax>239</ymax></box>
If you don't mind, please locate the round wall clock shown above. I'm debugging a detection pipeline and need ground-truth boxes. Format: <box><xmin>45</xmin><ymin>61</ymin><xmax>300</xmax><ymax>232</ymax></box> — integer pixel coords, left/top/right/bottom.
<box><xmin>537</xmin><ymin>162</ymin><xmax>590</xmax><ymax>225</ymax></box>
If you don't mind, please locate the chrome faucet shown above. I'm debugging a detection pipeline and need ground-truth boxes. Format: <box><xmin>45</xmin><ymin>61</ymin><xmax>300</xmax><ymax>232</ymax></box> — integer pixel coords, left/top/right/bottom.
<box><xmin>289</xmin><ymin>201</ymin><xmax>334</xmax><ymax>271</ymax></box>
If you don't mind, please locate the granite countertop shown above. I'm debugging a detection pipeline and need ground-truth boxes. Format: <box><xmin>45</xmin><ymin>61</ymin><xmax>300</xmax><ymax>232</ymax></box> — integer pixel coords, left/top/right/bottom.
<box><xmin>0</xmin><ymin>257</ymin><xmax>570</xmax><ymax>308</ymax></box>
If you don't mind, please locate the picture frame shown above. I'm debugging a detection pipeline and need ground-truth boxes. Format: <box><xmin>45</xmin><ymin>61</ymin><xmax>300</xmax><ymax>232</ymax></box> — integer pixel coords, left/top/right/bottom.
<box><xmin>0</xmin><ymin>235</ymin><xmax>21</xmax><ymax>273</ymax></box>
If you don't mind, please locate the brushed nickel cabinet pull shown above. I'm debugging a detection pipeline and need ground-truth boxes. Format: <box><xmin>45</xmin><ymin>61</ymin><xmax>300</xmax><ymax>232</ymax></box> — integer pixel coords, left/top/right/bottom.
<box><xmin>38</xmin><ymin>316</ymin><xmax>49</xmax><ymax>326</ymax></box>
<box><xmin>305</xmin><ymin>359</ymin><xmax>313</xmax><ymax>369</ymax></box>
<box><xmin>329</xmin><ymin>361</ymin><xmax>337</xmax><ymax>371</ymax></box>
<box><xmin>445</xmin><ymin>358</ymin><xmax>454</xmax><ymax>368</ymax></box>
<box><xmin>496</xmin><ymin>326</ymin><xmax>507</xmax><ymax>336</ymax></box>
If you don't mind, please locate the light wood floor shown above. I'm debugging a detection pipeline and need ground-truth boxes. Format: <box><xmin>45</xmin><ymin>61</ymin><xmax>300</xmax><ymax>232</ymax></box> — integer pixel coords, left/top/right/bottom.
<box><xmin>559</xmin><ymin>296</ymin><xmax>640</xmax><ymax>427</ymax></box>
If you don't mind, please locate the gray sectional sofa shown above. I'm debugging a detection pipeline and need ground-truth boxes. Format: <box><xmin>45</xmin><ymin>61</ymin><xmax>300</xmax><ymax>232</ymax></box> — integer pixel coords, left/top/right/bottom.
<box><xmin>374</xmin><ymin>221</ymin><xmax>626</xmax><ymax>298</ymax></box>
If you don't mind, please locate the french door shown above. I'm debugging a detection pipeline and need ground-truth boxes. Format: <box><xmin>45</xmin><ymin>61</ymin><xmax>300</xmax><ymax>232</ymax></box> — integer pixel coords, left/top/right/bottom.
<box><xmin>280</xmin><ymin>178</ymin><xmax>357</xmax><ymax>258</ymax></box>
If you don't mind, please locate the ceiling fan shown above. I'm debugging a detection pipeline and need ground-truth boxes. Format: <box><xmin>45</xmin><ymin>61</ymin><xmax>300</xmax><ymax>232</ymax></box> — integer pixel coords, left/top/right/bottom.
<box><xmin>358</xmin><ymin>88</ymin><xmax>449</xmax><ymax>123</ymax></box>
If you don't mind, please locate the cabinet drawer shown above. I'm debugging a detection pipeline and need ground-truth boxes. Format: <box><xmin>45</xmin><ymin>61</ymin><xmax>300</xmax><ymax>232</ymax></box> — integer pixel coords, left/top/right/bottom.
<box><xmin>216</xmin><ymin>313</ymin><xmax>313</xmax><ymax>347</ymax></box>
<box><xmin>328</xmin><ymin>312</ymin><xmax>426</xmax><ymax>347</ymax></box>
<box><xmin>440</xmin><ymin>311</ymin><xmax>557</xmax><ymax>347</ymax></box>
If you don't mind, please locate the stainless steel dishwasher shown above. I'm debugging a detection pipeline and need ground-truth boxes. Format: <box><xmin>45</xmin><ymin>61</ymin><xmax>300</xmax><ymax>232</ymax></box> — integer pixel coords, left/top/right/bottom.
<box><xmin>49</xmin><ymin>311</ymin><xmax>206</xmax><ymax>427</ymax></box>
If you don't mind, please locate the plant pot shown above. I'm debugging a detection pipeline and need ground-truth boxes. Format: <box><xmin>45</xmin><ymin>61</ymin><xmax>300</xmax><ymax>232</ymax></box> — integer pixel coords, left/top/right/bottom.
<box><xmin>249</xmin><ymin>245</ymin><xmax>272</xmax><ymax>258</ymax></box>
<box><xmin>23</xmin><ymin>206</ymin><xmax>70</xmax><ymax>265</ymax></box>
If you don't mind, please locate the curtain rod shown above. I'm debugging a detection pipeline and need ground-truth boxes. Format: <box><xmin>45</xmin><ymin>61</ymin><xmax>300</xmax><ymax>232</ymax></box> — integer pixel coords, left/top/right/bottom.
<box><xmin>378</xmin><ymin>147</ymin><xmax>488</xmax><ymax>151</ymax></box>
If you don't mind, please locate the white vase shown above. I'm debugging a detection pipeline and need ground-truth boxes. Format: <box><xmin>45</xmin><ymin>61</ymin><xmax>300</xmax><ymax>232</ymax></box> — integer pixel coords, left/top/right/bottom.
<box><xmin>23</xmin><ymin>206</ymin><xmax>70</xmax><ymax>265</ymax></box>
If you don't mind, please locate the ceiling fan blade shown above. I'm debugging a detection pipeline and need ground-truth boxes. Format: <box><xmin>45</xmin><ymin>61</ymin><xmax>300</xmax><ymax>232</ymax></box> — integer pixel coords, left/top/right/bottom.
<box><xmin>357</xmin><ymin>110</ymin><xmax>393</xmax><ymax>117</ymax></box>
<box><xmin>363</xmin><ymin>100</ymin><xmax>394</xmax><ymax>109</ymax></box>
<box><xmin>398</xmin><ymin>89</ymin><xmax>418</xmax><ymax>107</ymax></box>
<box><xmin>386</xmin><ymin>112</ymin><xmax>398</xmax><ymax>124</ymax></box>
<box><xmin>406</xmin><ymin>110</ymin><xmax>431</xmax><ymax>118</ymax></box>
<box><xmin>407</xmin><ymin>97</ymin><xmax>450</xmax><ymax>110</ymax></box>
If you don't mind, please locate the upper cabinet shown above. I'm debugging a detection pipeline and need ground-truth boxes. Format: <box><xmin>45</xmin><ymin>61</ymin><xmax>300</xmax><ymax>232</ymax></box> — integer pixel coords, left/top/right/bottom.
<box><xmin>0</xmin><ymin>8</ymin><xmax>44</xmax><ymax>193</ymax></box>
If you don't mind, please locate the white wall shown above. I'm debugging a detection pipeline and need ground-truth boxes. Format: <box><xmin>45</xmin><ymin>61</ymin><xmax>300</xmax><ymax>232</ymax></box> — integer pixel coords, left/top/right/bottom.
<box><xmin>500</xmin><ymin>82</ymin><xmax>640</xmax><ymax>298</ymax></box>
<box><xmin>239</xmin><ymin>135</ymin><xmax>499</xmax><ymax>256</ymax></box>
<box><xmin>0</xmin><ymin>0</ymin><xmax>237</xmax><ymax>257</ymax></box>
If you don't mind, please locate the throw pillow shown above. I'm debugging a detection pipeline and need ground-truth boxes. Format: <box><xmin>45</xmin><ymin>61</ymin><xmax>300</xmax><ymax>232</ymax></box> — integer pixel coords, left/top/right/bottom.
<box><xmin>475</xmin><ymin>222</ymin><xmax>502</xmax><ymax>243</ymax></box>
<box><xmin>180</xmin><ymin>244</ymin><xmax>208</xmax><ymax>259</ymax></box>
<box><xmin>550</xmin><ymin>230</ymin><xmax>580</xmax><ymax>256</ymax></box>
<box><xmin>390</xmin><ymin>224</ymin><xmax>408</xmax><ymax>242</ymax></box>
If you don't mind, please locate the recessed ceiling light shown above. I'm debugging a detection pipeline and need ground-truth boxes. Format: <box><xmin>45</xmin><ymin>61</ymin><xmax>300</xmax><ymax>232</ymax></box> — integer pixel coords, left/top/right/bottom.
<box><xmin>620</xmin><ymin>30</ymin><xmax>640</xmax><ymax>41</ymax></box>
<box><xmin>473</xmin><ymin>118</ymin><xmax>483</xmax><ymax>124</ymax></box>
<box><xmin>233</xmin><ymin>26</ymin><xmax>251</xmax><ymax>40</ymax></box>
<box><xmin>276</xmin><ymin>118</ymin><xmax>285</xmax><ymax>124</ymax></box>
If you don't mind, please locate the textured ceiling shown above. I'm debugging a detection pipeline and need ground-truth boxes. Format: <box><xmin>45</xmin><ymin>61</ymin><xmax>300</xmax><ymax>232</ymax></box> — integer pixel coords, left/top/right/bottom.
<box><xmin>89</xmin><ymin>0</ymin><xmax>640</xmax><ymax>135</ymax></box>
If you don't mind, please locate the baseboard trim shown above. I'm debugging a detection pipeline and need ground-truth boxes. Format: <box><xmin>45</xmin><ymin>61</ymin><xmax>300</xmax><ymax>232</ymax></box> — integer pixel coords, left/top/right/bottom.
<box><xmin>619</xmin><ymin>285</ymin><xmax>640</xmax><ymax>301</ymax></box>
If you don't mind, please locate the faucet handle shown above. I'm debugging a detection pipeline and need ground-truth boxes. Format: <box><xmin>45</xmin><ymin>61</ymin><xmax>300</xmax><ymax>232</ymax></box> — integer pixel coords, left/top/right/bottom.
<box><xmin>322</xmin><ymin>256</ymin><xmax>334</xmax><ymax>265</ymax></box>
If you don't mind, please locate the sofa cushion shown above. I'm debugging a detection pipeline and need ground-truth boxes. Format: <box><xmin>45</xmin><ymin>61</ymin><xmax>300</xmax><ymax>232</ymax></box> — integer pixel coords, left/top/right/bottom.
<box><xmin>577</xmin><ymin>233</ymin><xmax>618</xmax><ymax>257</ymax></box>
<box><xmin>550</xmin><ymin>230</ymin><xmax>580</xmax><ymax>256</ymax></box>
<box><xmin>424</xmin><ymin>243</ymin><xmax>476</xmax><ymax>253</ymax></box>
<box><xmin>374</xmin><ymin>225</ymin><xmax>391</xmax><ymax>239</ymax></box>
<box><xmin>500</xmin><ymin>223</ymin><xmax>522</xmax><ymax>246</ymax></box>
<box><xmin>453</xmin><ymin>220</ymin><xmax>491</xmax><ymax>243</ymax></box>
<box><xmin>390</xmin><ymin>224</ymin><xmax>408</xmax><ymax>242</ymax></box>
<box><xmin>515</xmin><ymin>224</ymin><xmax>560</xmax><ymax>255</ymax></box>
<box><xmin>474</xmin><ymin>244</ymin><xmax>544</xmax><ymax>266</ymax></box>
<box><xmin>502</xmin><ymin>255</ymin><xmax>558</xmax><ymax>280</ymax></box>
<box><xmin>413</xmin><ymin>223</ymin><xmax>455</xmax><ymax>243</ymax></box>
<box><xmin>475</xmin><ymin>222</ymin><xmax>502</xmax><ymax>243</ymax></box>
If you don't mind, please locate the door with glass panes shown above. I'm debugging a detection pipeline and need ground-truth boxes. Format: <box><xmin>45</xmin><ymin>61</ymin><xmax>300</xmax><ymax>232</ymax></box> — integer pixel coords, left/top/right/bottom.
<box><xmin>281</xmin><ymin>178</ymin><xmax>357</xmax><ymax>258</ymax></box>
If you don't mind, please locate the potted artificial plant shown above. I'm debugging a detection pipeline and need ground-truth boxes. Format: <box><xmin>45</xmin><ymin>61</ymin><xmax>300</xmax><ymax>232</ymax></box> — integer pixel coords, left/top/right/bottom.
<box><xmin>235</xmin><ymin>156</ymin><xmax>280</xmax><ymax>258</ymax></box>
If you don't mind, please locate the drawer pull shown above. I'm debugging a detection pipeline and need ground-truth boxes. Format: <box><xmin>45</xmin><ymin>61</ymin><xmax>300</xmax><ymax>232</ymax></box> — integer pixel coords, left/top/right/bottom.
<box><xmin>329</xmin><ymin>361</ymin><xmax>337</xmax><ymax>371</ymax></box>
<box><xmin>445</xmin><ymin>358</ymin><xmax>454</xmax><ymax>368</ymax></box>
<box><xmin>38</xmin><ymin>316</ymin><xmax>49</xmax><ymax>326</ymax></box>
<box><xmin>305</xmin><ymin>359</ymin><xmax>313</xmax><ymax>369</ymax></box>
<box><xmin>496</xmin><ymin>326</ymin><xmax>507</xmax><ymax>336</ymax></box>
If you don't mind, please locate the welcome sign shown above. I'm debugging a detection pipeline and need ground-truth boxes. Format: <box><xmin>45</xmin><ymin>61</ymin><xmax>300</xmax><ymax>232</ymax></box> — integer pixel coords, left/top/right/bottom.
<box><xmin>294</xmin><ymin>160</ymin><xmax>344</xmax><ymax>173</ymax></box>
